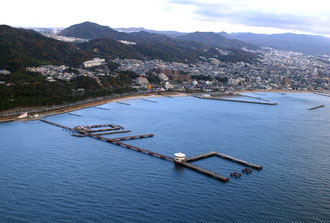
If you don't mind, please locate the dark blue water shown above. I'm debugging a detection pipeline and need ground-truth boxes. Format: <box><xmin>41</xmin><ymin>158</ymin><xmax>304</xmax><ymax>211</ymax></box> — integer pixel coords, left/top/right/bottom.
<box><xmin>1</xmin><ymin>93</ymin><xmax>329</xmax><ymax>222</ymax></box>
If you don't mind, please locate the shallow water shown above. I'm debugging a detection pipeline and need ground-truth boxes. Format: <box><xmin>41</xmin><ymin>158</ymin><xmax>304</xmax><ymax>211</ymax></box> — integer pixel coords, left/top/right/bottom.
<box><xmin>1</xmin><ymin>93</ymin><xmax>329</xmax><ymax>222</ymax></box>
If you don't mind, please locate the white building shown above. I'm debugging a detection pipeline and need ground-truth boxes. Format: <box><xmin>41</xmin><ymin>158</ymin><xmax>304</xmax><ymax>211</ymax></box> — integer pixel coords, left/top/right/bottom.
<box><xmin>136</xmin><ymin>76</ymin><xmax>149</xmax><ymax>85</ymax></box>
<box><xmin>0</xmin><ymin>70</ymin><xmax>11</xmax><ymax>75</ymax></box>
<box><xmin>164</xmin><ymin>81</ymin><xmax>174</xmax><ymax>90</ymax></box>
<box><xmin>174</xmin><ymin>152</ymin><xmax>186</xmax><ymax>163</ymax></box>
<box><xmin>83</xmin><ymin>58</ymin><xmax>105</xmax><ymax>68</ymax></box>
<box><xmin>158</xmin><ymin>73</ymin><xmax>169</xmax><ymax>81</ymax></box>
<box><xmin>119</xmin><ymin>40</ymin><xmax>136</xmax><ymax>45</ymax></box>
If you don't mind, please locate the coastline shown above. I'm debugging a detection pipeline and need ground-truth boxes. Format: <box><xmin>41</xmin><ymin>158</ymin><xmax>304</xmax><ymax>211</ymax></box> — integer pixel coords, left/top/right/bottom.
<box><xmin>0</xmin><ymin>92</ymin><xmax>188</xmax><ymax>123</ymax></box>
<box><xmin>1</xmin><ymin>89</ymin><xmax>328</xmax><ymax>123</ymax></box>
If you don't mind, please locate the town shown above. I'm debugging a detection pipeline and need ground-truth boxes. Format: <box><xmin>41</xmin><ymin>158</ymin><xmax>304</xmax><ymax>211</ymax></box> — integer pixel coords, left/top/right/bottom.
<box><xmin>23</xmin><ymin>47</ymin><xmax>329</xmax><ymax>93</ymax></box>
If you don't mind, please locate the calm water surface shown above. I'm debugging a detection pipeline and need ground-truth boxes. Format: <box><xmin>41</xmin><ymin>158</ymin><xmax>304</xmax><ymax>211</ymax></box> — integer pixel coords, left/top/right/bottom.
<box><xmin>0</xmin><ymin>93</ymin><xmax>329</xmax><ymax>222</ymax></box>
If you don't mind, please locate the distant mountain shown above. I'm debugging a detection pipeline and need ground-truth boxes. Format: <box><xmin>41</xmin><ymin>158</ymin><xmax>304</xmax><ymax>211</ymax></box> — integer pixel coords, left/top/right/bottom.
<box><xmin>79</xmin><ymin>37</ymin><xmax>259</xmax><ymax>64</ymax></box>
<box><xmin>62</xmin><ymin>22</ymin><xmax>259</xmax><ymax>63</ymax></box>
<box><xmin>177</xmin><ymin>32</ymin><xmax>259</xmax><ymax>50</ymax></box>
<box><xmin>0</xmin><ymin>25</ymin><xmax>91</xmax><ymax>71</ymax></box>
<box><xmin>226</xmin><ymin>32</ymin><xmax>330</xmax><ymax>55</ymax></box>
<box><xmin>59</xmin><ymin>21</ymin><xmax>130</xmax><ymax>40</ymax></box>
<box><xmin>114</xmin><ymin>27</ymin><xmax>187</xmax><ymax>37</ymax></box>
<box><xmin>60</xmin><ymin>22</ymin><xmax>180</xmax><ymax>42</ymax></box>
<box><xmin>218</xmin><ymin>31</ymin><xmax>231</xmax><ymax>39</ymax></box>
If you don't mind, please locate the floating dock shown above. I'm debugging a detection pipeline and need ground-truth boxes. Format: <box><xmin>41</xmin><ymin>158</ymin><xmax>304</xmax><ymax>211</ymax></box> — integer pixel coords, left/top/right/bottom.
<box><xmin>308</xmin><ymin>105</ymin><xmax>325</xmax><ymax>110</ymax></box>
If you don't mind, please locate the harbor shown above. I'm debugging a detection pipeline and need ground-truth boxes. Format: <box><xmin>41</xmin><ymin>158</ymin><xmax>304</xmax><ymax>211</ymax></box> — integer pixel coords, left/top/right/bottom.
<box><xmin>2</xmin><ymin>93</ymin><xmax>329</xmax><ymax>222</ymax></box>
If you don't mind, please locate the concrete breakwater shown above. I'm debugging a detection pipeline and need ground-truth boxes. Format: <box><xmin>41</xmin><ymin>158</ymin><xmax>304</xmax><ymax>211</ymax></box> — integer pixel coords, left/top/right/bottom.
<box><xmin>194</xmin><ymin>95</ymin><xmax>278</xmax><ymax>105</ymax></box>
<box><xmin>308</xmin><ymin>105</ymin><xmax>325</xmax><ymax>110</ymax></box>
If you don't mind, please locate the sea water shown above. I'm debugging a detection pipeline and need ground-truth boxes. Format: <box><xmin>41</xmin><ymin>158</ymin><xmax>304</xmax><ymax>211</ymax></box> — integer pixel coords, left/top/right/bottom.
<box><xmin>0</xmin><ymin>93</ymin><xmax>329</xmax><ymax>222</ymax></box>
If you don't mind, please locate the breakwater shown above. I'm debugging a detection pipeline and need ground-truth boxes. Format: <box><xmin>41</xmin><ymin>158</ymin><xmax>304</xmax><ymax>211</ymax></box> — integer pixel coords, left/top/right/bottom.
<box><xmin>308</xmin><ymin>105</ymin><xmax>325</xmax><ymax>110</ymax></box>
<box><xmin>194</xmin><ymin>96</ymin><xmax>278</xmax><ymax>105</ymax></box>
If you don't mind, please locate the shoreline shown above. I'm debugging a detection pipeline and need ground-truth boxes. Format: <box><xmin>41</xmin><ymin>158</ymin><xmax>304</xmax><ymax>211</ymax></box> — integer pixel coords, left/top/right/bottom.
<box><xmin>0</xmin><ymin>92</ymin><xmax>188</xmax><ymax>123</ymax></box>
<box><xmin>0</xmin><ymin>90</ymin><xmax>328</xmax><ymax>123</ymax></box>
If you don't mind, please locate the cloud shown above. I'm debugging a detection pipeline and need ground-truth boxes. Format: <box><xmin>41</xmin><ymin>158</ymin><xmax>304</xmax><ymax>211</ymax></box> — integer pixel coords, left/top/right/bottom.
<box><xmin>169</xmin><ymin>0</ymin><xmax>330</xmax><ymax>35</ymax></box>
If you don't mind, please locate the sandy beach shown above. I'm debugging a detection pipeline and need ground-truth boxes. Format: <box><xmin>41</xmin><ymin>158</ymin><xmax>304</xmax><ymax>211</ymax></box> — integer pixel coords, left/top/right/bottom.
<box><xmin>0</xmin><ymin>92</ymin><xmax>188</xmax><ymax>123</ymax></box>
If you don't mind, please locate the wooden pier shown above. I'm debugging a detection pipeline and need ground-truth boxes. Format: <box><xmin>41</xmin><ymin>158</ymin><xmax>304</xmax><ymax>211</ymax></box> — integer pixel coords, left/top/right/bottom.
<box><xmin>180</xmin><ymin>161</ymin><xmax>229</xmax><ymax>182</ymax></box>
<box><xmin>39</xmin><ymin>119</ymin><xmax>263</xmax><ymax>183</ymax></box>
<box><xmin>39</xmin><ymin>119</ymin><xmax>172</xmax><ymax>162</ymax></box>
<box><xmin>86</xmin><ymin>127</ymin><xmax>122</xmax><ymax>132</ymax></box>
<box><xmin>86</xmin><ymin>124</ymin><xmax>122</xmax><ymax>129</ymax></box>
<box><xmin>72</xmin><ymin>130</ymin><xmax>131</xmax><ymax>137</ymax></box>
<box><xmin>214</xmin><ymin>152</ymin><xmax>263</xmax><ymax>170</ymax></box>
<box><xmin>185</xmin><ymin>151</ymin><xmax>217</xmax><ymax>162</ymax></box>
<box><xmin>185</xmin><ymin>151</ymin><xmax>262</xmax><ymax>170</ymax></box>
<box><xmin>110</xmin><ymin>134</ymin><xmax>154</xmax><ymax>141</ymax></box>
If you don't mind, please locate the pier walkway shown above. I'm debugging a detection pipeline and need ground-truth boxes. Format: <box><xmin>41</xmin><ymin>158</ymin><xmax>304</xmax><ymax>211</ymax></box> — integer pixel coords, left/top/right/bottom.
<box><xmin>180</xmin><ymin>161</ymin><xmax>229</xmax><ymax>182</ymax></box>
<box><xmin>39</xmin><ymin>119</ymin><xmax>263</xmax><ymax>183</ymax></box>
<box><xmin>185</xmin><ymin>151</ymin><xmax>263</xmax><ymax>170</ymax></box>
<box><xmin>40</xmin><ymin>119</ymin><xmax>173</xmax><ymax>162</ymax></box>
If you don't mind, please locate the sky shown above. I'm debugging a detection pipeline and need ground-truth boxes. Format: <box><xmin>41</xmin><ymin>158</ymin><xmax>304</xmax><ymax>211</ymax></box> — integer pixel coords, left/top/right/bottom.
<box><xmin>1</xmin><ymin>0</ymin><xmax>330</xmax><ymax>36</ymax></box>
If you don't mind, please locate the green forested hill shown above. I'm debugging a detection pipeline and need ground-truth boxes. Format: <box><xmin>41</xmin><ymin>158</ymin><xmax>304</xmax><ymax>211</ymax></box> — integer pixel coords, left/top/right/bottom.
<box><xmin>0</xmin><ymin>25</ymin><xmax>91</xmax><ymax>71</ymax></box>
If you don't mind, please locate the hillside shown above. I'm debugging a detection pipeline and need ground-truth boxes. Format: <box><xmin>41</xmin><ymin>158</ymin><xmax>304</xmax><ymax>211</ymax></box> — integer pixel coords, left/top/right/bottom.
<box><xmin>79</xmin><ymin>37</ymin><xmax>260</xmax><ymax>63</ymax></box>
<box><xmin>60</xmin><ymin>22</ymin><xmax>177</xmax><ymax>42</ymax></box>
<box><xmin>0</xmin><ymin>25</ymin><xmax>91</xmax><ymax>71</ymax></box>
<box><xmin>114</xmin><ymin>27</ymin><xmax>187</xmax><ymax>38</ymax></box>
<box><xmin>177</xmin><ymin>32</ymin><xmax>259</xmax><ymax>50</ymax></box>
<box><xmin>59</xmin><ymin>21</ymin><xmax>129</xmax><ymax>40</ymax></box>
<box><xmin>227</xmin><ymin>32</ymin><xmax>330</xmax><ymax>55</ymax></box>
<box><xmin>79</xmin><ymin>38</ymin><xmax>143</xmax><ymax>60</ymax></box>
<box><xmin>64</xmin><ymin>22</ymin><xmax>259</xmax><ymax>63</ymax></box>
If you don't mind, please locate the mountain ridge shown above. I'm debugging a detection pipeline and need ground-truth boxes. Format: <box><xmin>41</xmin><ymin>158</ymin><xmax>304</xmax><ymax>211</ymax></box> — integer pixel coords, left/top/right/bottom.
<box><xmin>221</xmin><ymin>32</ymin><xmax>330</xmax><ymax>55</ymax></box>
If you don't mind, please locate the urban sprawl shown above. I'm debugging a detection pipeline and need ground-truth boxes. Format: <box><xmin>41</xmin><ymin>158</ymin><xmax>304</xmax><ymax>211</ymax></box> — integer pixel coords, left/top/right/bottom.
<box><xmin>23</xmin><ymin>47</ymin><xmax>330</xmax><ymax>92</ymax></box>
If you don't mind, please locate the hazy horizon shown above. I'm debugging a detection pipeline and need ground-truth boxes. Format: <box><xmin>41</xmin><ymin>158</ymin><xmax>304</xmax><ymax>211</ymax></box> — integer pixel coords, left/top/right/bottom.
<box><xmin>2</xmin><ymin>0</ymin><xmax>330</xmax><ymax>38</ymax></box>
